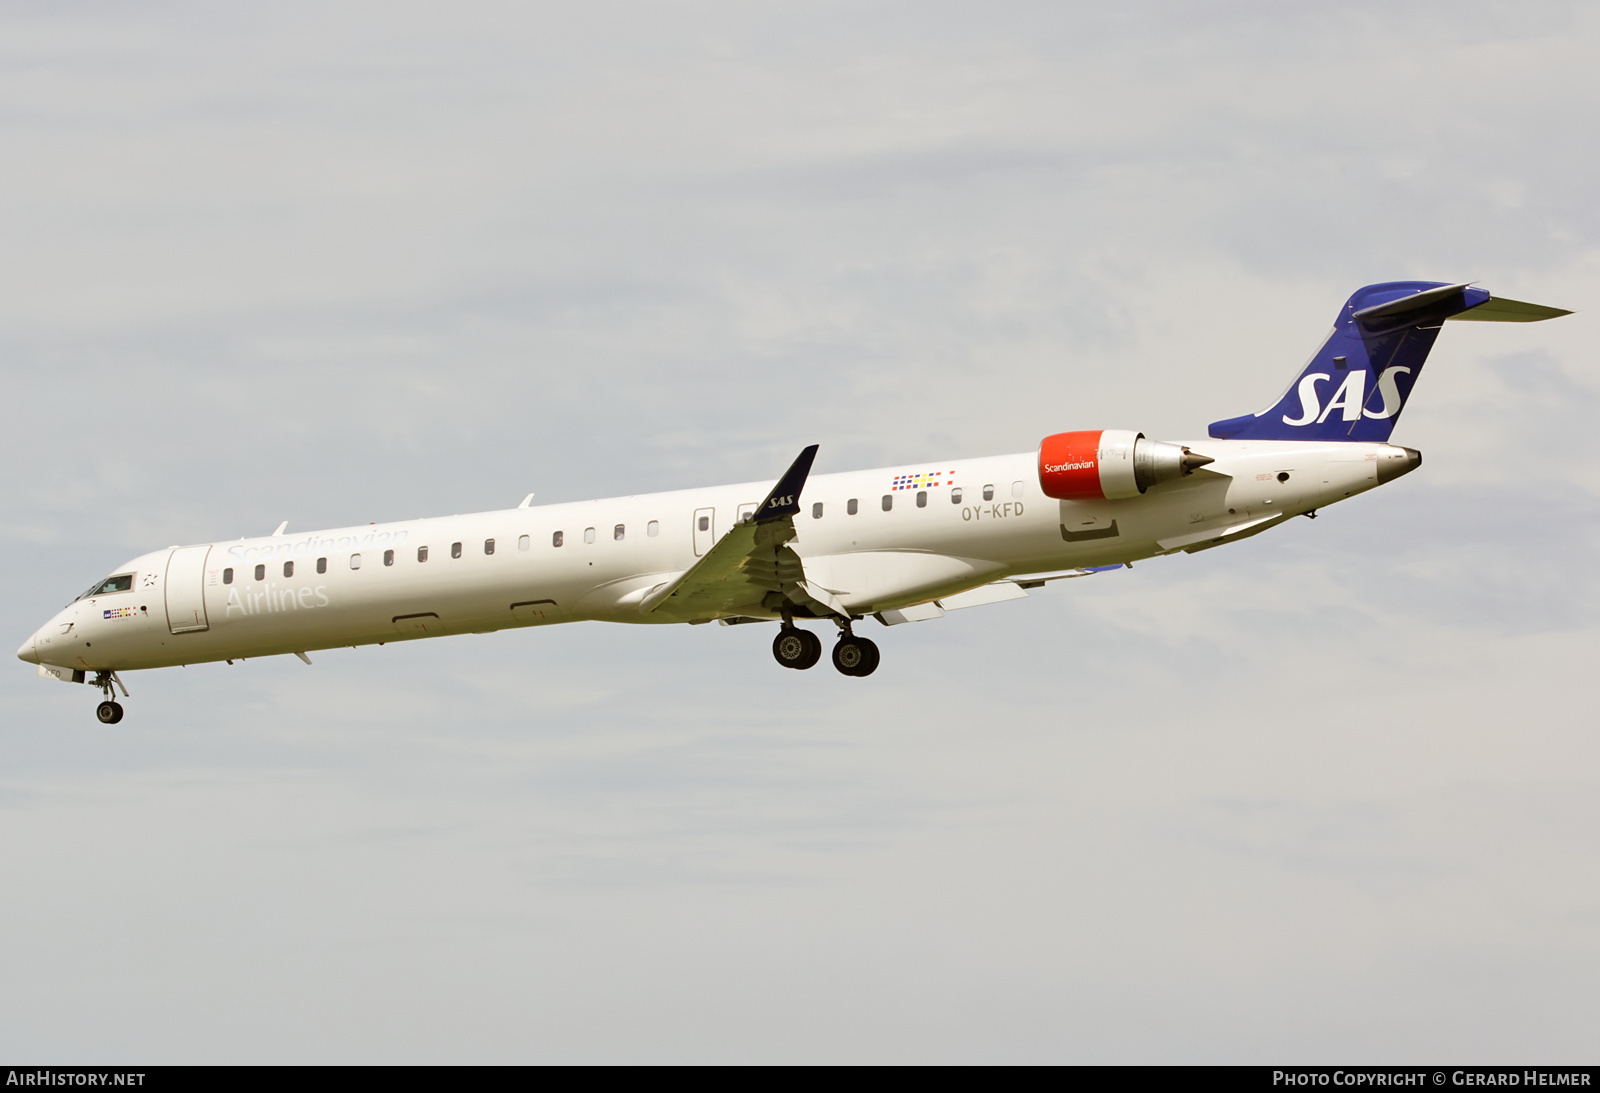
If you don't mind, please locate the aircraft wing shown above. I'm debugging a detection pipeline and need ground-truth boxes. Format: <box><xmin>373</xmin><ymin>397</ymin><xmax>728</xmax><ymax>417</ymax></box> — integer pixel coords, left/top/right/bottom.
<box><xmin>641</xmin><ymin>445</ymin><xmax>848</xmax><ymax>622</ymax></box>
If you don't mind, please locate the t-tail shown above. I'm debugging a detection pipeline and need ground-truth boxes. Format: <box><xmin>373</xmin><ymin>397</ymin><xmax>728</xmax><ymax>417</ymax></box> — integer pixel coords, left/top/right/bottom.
<box><xmin>1208</xmin><ymin>281</ymin><xmax>1571</xmax><ymax>443</ymax></box>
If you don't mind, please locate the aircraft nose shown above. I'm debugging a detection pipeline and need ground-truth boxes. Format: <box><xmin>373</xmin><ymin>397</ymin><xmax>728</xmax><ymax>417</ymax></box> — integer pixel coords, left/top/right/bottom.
<box><xmin>17</xmin><ymin>632</ymin><xmax>40</xmax><ymax>665</ymax></box>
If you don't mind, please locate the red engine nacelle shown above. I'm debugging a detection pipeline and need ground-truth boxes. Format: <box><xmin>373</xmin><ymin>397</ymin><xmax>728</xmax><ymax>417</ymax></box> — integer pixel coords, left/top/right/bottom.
<box><xmin>1038</xmin><ymin>430</ymin><xmax>1212</xmax><ymax>500</ymax></box>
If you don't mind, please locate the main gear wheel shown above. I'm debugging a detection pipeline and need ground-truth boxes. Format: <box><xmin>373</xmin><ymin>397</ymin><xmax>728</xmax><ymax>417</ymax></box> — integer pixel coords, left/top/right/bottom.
<box><xmin>772</xmin><ymin>626</ymin><xmax>823</xmax><ymax>670</ymax></box>
<box><xmin>831</xmin><ymin>635</ymin><xmax>880</xmax><ymax>677</ymax></box>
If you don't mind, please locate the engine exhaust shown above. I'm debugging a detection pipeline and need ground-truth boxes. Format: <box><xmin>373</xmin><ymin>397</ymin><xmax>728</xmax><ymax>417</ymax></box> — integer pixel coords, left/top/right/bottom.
<box><xmin>1133</xmin><ymin>439</ymin><xmax>1214</xmax><ymax>492</ymax></box>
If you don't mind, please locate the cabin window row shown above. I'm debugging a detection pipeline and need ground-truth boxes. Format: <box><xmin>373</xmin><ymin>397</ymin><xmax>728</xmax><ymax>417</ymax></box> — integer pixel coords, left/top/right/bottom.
<box><xmin>556</xmin><ymin>520</ymin><xmax>660</xmax><ymax>546</ymax></box>
<box><xmin>805</xmin><ymin>482</ymin><xmax>1022</xmax><ymax>520</ymax></box>
<box><xmin>226</xmin><ymin>557</ymin><xmax>333</xmax><ymax>583</ymax></box>
<box><xmin>218</xmin><ymin>519</ymin><xmax>675</xmax><ymax>584</ymax></box>
<box><xmin>216</xmin><ymin>483</ymin><xmax>1022</xmax><ymax>588</ymax></box>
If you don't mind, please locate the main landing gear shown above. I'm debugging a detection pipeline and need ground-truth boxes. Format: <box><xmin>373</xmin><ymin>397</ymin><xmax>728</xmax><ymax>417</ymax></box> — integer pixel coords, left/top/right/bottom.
<box><xmin>772</xmin><ymin>626</ymin><xmax>823</xmax><ymax>670</ymax></box>
<box><xmin>831</xmin><ymin>632</ymin><xmax>879</xmax><ymax>677</ymax></box>
<box><xmin>770</xmin><ymin>620</ymin><xmax>880</xmax><ymax>677</ymax></box>
<box><xmin>92</xmin><ymin>670</ymin><xmax>128</xmax><ymax>724</ymax></box>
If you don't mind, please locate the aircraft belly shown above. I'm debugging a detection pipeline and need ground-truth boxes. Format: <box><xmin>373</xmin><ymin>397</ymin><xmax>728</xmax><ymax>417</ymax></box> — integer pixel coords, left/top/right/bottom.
<box><xmin>799</xmin><ymin>552</ymin><xmax>1006</xmax><ymax>613</ymax></box>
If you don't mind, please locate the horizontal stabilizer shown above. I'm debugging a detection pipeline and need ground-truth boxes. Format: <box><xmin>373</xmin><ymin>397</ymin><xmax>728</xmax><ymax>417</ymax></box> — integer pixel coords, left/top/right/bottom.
<box><xmin>1448</xmin><ymin>295</ymin><xmax>1573</xmax><ymax>322</ymax></box>
<box><xmin>1351</xmin><ymin>281</ymin><xmax>1476</xmax><ymax>323</ymax></box>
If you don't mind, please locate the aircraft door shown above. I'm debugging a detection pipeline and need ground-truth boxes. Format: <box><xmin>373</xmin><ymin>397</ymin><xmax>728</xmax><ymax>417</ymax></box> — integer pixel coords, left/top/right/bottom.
<box><xmin>693</xmin><ymin>508</ymin><xmax>715</xmax><ymax>556</ymax></box>
<box><xmin>164</xmin><ymin>545</ymin><xmax>212</xmax><ymax>634</ymax></box>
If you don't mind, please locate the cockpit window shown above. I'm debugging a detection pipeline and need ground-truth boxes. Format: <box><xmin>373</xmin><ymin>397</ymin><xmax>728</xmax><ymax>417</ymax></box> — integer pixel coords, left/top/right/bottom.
<box><xmin>78</xmin><ymin>574</ymin><xmax>133</xmax><ymax>599</ymax></box>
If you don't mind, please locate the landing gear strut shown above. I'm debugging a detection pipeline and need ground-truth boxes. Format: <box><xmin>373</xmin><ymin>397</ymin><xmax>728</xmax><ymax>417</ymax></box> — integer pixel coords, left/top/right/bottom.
<box><xmin>92</xmin><ymin>671</ymin><xmax>127</xmax><ymax>724</ymax></box>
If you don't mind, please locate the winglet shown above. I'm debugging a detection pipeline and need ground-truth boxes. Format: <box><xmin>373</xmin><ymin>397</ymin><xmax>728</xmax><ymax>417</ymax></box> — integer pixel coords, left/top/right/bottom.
<box><xmin>746</xmin><ymin>445</ymin><xmax>819</xmax><ymax>524</ymax></box>
<box><xmin>272</xmin><ymin>521</ymin><xmax>289</xmax><ymax>536</ymax></box>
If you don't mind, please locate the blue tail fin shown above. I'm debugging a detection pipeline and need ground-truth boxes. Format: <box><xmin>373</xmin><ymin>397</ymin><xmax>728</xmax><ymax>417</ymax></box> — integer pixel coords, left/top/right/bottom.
<box><xmin>1209</xmin><ymin>281</ymin><xmax>1504</xmax><ymax>443</ymax></box>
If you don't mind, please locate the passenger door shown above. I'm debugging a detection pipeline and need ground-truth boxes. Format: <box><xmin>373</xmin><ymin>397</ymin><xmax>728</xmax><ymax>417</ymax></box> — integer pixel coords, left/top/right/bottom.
<box><xmin>693</xmin><ymin>507</ymin><xmax>715</xmax><ymax>556</ymax></box>
<box><xmin>164</xmin><ymin>545</ymin><xmax>212</xmax><ymax>634</ymax></box>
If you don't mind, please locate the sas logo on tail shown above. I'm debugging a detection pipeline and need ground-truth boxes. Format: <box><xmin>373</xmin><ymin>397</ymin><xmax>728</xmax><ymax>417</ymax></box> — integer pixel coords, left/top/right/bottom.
<box><xmin>1283</xmin><ymin>366</ymin><xmax>1410</xmax><ymax>426</ymax></box>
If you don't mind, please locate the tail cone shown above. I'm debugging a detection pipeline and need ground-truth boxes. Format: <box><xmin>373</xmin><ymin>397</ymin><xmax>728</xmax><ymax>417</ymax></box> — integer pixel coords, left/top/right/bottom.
<box><xmin>1376</xmin><ymin>447</ymin><xmax>1422</xmax><ymax>484</ymax></box>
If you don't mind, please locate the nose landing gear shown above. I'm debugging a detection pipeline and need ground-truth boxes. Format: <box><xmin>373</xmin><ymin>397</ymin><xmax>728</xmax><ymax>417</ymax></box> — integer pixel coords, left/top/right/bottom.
<box><xmin>91</xmin><ymin>671</ymin><xmax>128</xmax><ymax>724</ymax></box>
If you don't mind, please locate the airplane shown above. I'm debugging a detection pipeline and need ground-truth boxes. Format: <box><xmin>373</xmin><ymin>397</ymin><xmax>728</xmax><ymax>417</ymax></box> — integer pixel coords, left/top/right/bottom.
<box><xmin>17</xmin><ymin>280</ymin><xmax>1570</xmax><ymax>723</ymax></box>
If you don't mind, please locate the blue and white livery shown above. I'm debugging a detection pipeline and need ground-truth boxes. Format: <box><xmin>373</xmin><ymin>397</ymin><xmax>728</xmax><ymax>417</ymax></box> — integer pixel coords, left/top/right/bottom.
<box><xmin>17</xmin><ymin>281</ymin><xmax>1570</xmax><ymax>723</ymax></box>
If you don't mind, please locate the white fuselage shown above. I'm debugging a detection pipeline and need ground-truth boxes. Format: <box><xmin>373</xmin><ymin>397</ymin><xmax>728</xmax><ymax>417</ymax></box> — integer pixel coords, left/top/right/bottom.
<box><xmin>19</xmin><ymin>439</ymin><xmax>1405</xmax><ymax>675</ymax></box>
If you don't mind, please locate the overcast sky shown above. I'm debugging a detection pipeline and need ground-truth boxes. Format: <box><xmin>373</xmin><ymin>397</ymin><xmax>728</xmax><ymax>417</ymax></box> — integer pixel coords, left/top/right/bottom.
<box><xmin>2</xmin><ymin>1</ymin><xmax>1598</xmax><ymax>1063</ymax></box>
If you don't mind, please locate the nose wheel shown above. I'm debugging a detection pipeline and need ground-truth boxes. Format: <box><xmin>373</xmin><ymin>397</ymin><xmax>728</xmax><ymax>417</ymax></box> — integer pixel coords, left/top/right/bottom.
<box><xmin>91</xmin><ymin>671</ymin><xmax>129</xmax><ymax>724</ymax></box>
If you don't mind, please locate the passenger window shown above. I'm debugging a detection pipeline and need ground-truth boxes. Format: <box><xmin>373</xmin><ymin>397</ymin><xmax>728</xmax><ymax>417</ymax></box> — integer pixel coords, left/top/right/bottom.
<box><xmin>951</xmin><ymin>487</ymin><xmax>963</xmax><ymax>504</ymax></box>
<box><xmin>881</xmin><ymin>495</ymin><xmax>892</xmax><ymax>512</ymax></box>
<box><xmin>451</xmin><ymin>542</ymin><xmax>462</xmax><ymax>559</ymax></box>
<box><xmin>222</xmin><ymin>568</ymin><xmax>233</xmax><ymax>585</ymax></box>
<box><xmin>317</xmin><ymin>557</ymin><xmax>327</xmax><ymax>573</ymax></box>
<box><xmin>553</xmin><ymin>531</ymin><xmax>564</xmax><ymax>547</ymax></box>
<box><xmin>350</xmin><ymin>554</ymin><xmax>362</xmax><ymax>570</ymax></box>
<box><xmin>697</xmin><ymin>516</ymin><xmax>709</xmax><ymax>532</ymax></box>
<box><xmin>983</xmin><ymin>484</ymin><xmax>994</xmax><ymax>501</ymax></box>
<box><xmin>614</xmin><ymin>524</ymin><xmax>625</xmax><ymax>541</ymax></box>
<box><xmin>584</xmin><ymin>527</ymin><xmax>596</xmax><ymax>544</ymax></box>
<box><xmin>812</xmin><ymin>502</ymin><xmax>823</xmax><ymax>519</ymax></box>
<box><xmin>847</xmin><ymin>498</ymin><xmax>858</xmax><ymax>515</ymax></box>
<box><xmin>484</xmin><ymin>538</ymin><xmax>495</xmax><ymax>555</ymax></box>
<box><xmin>383</xmin><ymin>550</ymin><xmax>394</xmax><ymax>566</ymax></box>
<box><xmin>1012</xmin><ymin>480</ymin><xmax>1024</xmax><ymax>498</ymax></box>
<box><xmin>518</xmin><ymin>534</ymin><xmax>530</xmax><ymax>551</ymax></box>
<box><xmin>254</xmin><ymin>564</ymin><xmax>265</xmax><ymax>581</ymax></box>
<box><xmin>283</xmin><ymin>561</ymin><xmax>294</xmax><ymax>577</ymax></box>
<box><xmin>647</xmin><ymin>520</ymin><xmax>659</xmax><ymax>537</ymax></box>
<box><xmin>916</xmin><ymin>491</ymin><xmax>927</xmax><ymax>508</ymax></box>
<box><xmin>417</xmin><ymin>546</ymin><xmax>428</xmax><ymax>563</ymax></box>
